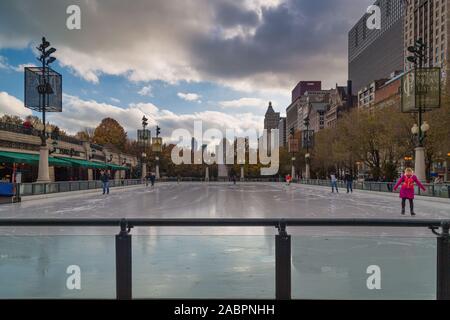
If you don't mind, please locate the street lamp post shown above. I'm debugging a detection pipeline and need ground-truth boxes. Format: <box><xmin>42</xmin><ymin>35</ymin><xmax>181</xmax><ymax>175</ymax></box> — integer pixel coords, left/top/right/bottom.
<box><xmin>36</xmin><ymin>37</ymin><xmax>57</xmax><ymax>183</ymax></box>
<box><xmin>155</xmin><ymin>125</ymin><xmax>161</xmax><ymax>179</ymax></box>
<box><xmin>289</xmin><ymin>128</ymin><xmax>296</xmax><ymax>180</ymax></box>
<box><xmin>407</xmin><ymin>38</ymin><xmax>428</xmax><ymax>181</ymax></box>
<box><xmin>141</xmin><ymin>116</ymin><xmax>149</xmax><ymax>180</ymax></box>
<box><xmin>445</xmin><ymin>153</ymin><xmax>450</xmax><ymax>182</ymax></box>
<box><xmin>304</xmin><ymin>118</ymin><xmax>311</xmax><ymax>180</ymax></box>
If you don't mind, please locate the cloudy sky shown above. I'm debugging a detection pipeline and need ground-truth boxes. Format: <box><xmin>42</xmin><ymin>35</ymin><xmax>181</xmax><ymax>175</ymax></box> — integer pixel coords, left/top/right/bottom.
<box><xmin>0</xmin><ymin>0</ymin><xmax>373</xmax><ymax>139</ymax></box>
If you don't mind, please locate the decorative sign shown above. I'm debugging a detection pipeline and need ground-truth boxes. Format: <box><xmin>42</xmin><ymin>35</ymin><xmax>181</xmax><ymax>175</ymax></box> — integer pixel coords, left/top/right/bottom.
<box><xmin>401</xmin><ymin>68</ymin><xmax>441</xmax><ymax>113</ymax></box>
<box><xmin>288</xmin><ymin>138</ymin><xmax>299</xmax><ymax>153</ymax></box>
<box><xmin>152</xmin><ymin>137</ymin><xmax>162</xmax><ymax>153</ymax></box>
<box><xmin>137</xmin><ymin>129</ymin><xmax>151</xmax><ymax>146</ymax></box>
<box><xmin>25</xmin><ymin>67</ymin><xmax>62</xmax><ymax>112</ymax></box>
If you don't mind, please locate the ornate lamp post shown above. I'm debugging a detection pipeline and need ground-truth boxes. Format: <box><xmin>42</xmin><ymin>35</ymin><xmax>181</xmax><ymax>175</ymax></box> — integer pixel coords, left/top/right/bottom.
<box><xmin>140</xmin><ymin>116</ymin><xmax>149</xmax><ymax>179</ymax></box>
<box><xmin>405</xmin><ymin>38</ymin><xmax>439</xmax><ymax>181</ymax></box>
<box><xmin>155</xmin><ymin>125</ymin><xmax>161</xmax><ymax>179</ymax></box>
<box><xmin>304</xmin><ymin>117</ymin><xmax>311</xmax><ymax>180</ymax></box>
<box><xmin>35</xmin><ymin>37</ymin><xmax>57</xmax><ymax>183</ymax></box>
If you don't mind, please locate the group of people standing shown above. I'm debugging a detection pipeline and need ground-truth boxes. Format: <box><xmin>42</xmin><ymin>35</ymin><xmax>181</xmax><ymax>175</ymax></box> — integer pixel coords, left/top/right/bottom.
<box><xmin>99</xmin><ymin>170</ymin><xmax>157</xmax><ymax>195</ymax></box>
<box><xmin>330</xmin><ymin>172</ymin><xmax>354</xmax><ymax>194</ymax></box>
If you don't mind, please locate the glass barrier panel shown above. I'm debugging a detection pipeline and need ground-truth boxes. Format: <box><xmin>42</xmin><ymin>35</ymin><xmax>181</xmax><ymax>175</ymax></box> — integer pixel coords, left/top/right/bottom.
<box><xmin>132</xmin><ymin>236</ymin><xmax>275</xmax><ymax>299</ymax></box>
<box><xmin>0</xmin><ymin>236</ymin><xmax>115</xmax><ymax>299</ymax></box>
<box><xmin>292</xmin><ymin>236</ymin><xmax>436</xmax><ymax>300</ymax></box>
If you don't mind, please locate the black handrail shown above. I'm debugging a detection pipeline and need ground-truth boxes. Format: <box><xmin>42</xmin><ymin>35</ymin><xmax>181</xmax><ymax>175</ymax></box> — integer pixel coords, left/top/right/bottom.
<box><xmin>0</xmin><ymin>218</ymin><xmax>447</xmax><ymax>227</ymax></box>
<box><xmin>0</xmin><ymin>218</ymin><xmax>448</xmax><ymax>300</ymax></box>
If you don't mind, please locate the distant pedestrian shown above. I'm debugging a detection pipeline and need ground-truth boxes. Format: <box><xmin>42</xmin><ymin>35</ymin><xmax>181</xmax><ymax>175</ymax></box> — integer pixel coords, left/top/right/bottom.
<box><xmin>330</xmin><ymin>173</ymin><xmax>339</xmax><ymax>193</ymax></box>
<box><xmin>150</xmin><ymin>172</ymin><xmax>156</xmax><ymax>187</ymax></box>
<box><xmin>100</xmin><ymin>170</ymin><xmax>110</xmax><ymax>195</ymax></box>
<box><xmin>393</xmin><ymin>168</ymin><xmax>426</xmax><ymax>216</ymax></box>
<box><xmin>344</xmin><ymin>171</ymin><xmax>353</xmax><ymax>194</ymax></box>
<box><xmin>285</xmin><ymin>174</ymin><xmax>292</xmax><ymax>186</ymax></box>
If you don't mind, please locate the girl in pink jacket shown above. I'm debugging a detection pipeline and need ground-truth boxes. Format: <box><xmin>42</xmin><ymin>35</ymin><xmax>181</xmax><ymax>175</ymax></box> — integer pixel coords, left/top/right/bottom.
<box><xmin>393</xmin><ymin>168</ymin><xmax>426</xmax><ymax>216</ymax></box>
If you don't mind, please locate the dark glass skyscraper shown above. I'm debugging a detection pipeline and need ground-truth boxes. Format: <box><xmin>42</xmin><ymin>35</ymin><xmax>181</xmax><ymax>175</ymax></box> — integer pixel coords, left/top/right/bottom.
<box><xmin>348</xmin><ymin>0</ymin><xmax>405</xmax><ymax>93</ymax></box>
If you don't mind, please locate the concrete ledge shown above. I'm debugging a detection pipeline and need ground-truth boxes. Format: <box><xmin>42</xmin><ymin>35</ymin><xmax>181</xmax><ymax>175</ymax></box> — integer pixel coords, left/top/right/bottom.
<box><xmin>20</xmin><ymin>184</ymin><xmax>146</xmax><ymax>202</ymax></box>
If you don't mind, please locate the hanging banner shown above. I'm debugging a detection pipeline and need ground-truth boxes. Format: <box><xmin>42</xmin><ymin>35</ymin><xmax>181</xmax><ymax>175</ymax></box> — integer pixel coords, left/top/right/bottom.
<box><xmin>401</xmin><ymin>68</ymin><xmax>441</xmax><ymax>113</ymax></box>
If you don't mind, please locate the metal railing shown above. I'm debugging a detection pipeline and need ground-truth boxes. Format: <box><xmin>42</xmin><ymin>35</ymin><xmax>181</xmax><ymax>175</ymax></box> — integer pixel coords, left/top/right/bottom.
<box><xmin>0</xmin><ymin>218</ymin><xmax>448</xmax><ymax>300</ymax></box>
<box><xmin>17</xmin><ymin>179</ymin><xmax>144</xmax><ymax>197</ymax></box>
<box><xmin>300</xmin><ymin>179</ymin><xmax>450</xmax><ymax>199</ymax></box>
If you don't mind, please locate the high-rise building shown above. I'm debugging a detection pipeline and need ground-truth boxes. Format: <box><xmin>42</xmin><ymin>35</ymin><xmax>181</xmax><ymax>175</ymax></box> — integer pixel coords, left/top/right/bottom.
<box><xmin>278</xmin><ymin>117</ymin><xmax>287</xmax><ymax>147</ymax></box>
<box><xmin>286</xmin><ymin>81</ymin><xmax>322</xmax><ymax>137</ymax></box>
<box><xmin>348</xmin><ymin>0</ymin><xmax>405</xmax><ymax>93</ymax></box>
<box><xmin>297</xmin><ymin>90</ymin><xmax>330</xmax><ymax>131</ymax></box>
<box><xmin>291</xmin><ymin>81</ymin><xmax>322</xmax><ymax>102</ymax></box>
<box><xmin>264</xmin><ymin>102</ymin><xmax>280</xmax><ymax>131</ymax></box>
<box><xmin>325</xmin><ymin>81</ymin><xmax>355</xmax><ymax>128</ymax></box>
<box><xmin>403</xmin><ymin>0</ymin><xmax>450</xmax><ymax>81</ymax></box>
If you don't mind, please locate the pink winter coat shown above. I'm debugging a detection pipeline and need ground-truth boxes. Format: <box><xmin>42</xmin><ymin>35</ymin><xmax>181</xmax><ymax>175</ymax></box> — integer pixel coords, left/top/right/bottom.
<box><xmin>393</xmin><ymin>175</ymin><xmax>426</xmax><ymax>199</ymax></box>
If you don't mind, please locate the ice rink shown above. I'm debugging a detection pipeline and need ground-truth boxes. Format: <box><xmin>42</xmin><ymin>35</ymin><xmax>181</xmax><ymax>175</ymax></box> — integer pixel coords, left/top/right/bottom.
<box><xmin>0</xmin><ymin>182</ymin><xmax>448</xmax><ymax>236</ymax></box>
<box><xmin>0</xmin><ymin>182</ymin><xmax>448</xmax><ymax>299</ymax></box>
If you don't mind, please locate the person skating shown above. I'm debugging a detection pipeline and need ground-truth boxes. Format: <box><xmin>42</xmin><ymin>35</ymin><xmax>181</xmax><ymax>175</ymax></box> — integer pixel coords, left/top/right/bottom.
<box><xmin>150</xmin><ymin>172</ymin><xmax>156</xmax><ymax>187</ymax></box>
<box><xmin>285</xmin><ymin>174</ymin><xmax>292</xmax><ymax>186</ymax></box>
<box><xmin>344</xmin><ymin>171</ymin><xmax>353</xmax><ymax>194</ymax></box>
<box><xmin>100</xmin><ymin>170</ymin><xmax>110</xmax><ymax>195</ymax></box>
<box><xmin>330</xmin><ymin>173</ymin><xmax>338</xmax><ymax>193</ymax></box>
<box><xmin>393</xmin><ymin>168</ymin><xmax>426</xmax><ymax>216</ymax></box>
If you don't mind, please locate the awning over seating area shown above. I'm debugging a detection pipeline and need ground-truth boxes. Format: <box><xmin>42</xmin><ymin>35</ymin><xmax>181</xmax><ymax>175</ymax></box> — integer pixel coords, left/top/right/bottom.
<box><xmin>56</xmin><ymin>157</ymin><xmax>129</xmax><ymax>171</ymax></box>
<box><xmin>0</xmin><ymin>151</ymin><xmax>71</xmax><ymax>167</ymax></box>
<box><xmin>55</xmin><ymin>157</ymin><xmax>107</xmax><ymax>169</ymax></box>
<box><xmin>107</xmin><ymin>163</ymin><xmax>130</xmax><ymax>171</ymax></box>
<box><xmin>0</xmin><ymin>151</ymin><xmax>130</xmax><ymax>171</ymax></box>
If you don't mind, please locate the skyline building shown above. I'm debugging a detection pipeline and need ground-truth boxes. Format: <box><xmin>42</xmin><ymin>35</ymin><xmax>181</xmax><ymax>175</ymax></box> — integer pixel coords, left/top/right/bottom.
<box><xmin>348</xmin><ymin>0</ymin><xmax>405</xmax><ymax>93</ymax></box>
<box><xmin>403</xmin><ymin>0</ymin><xmax>450</xmax><ymax>82</ymax></box>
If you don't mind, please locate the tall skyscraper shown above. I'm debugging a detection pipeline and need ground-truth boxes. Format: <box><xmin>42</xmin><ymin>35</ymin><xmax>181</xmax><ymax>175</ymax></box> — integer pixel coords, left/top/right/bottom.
<box><xmin>278</xmin><ymin>117</ymin><xmax>287</xmax><ymax>147</ymax></box>
<box><xmin>403</xmin><ymin>0</ymin><xmax>450</xmax><ymax>81</ymax></box>
<box><xmin>264</xmin><ymin>102</ymin><xmax>280</xmax><ymax>131</ymax></box>
<box><xmin>348</xmin><ymin>0</ymin><xmax>405</xmax><ymax>93</ymax></box>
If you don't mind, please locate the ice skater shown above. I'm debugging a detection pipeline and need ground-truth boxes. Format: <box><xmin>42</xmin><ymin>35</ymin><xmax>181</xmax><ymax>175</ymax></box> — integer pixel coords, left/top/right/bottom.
<box><xmin>393</xmin><ymin>168</ymin><xmax>426</xmax><ymax>216</ymax></box>
<box><xmin>330</xmin><ymin>173</ymin><xmax>338</xmax><ymax>193</ymax></box>
<box><xmin>344</xmin><ymin>171</ymin><xmax>353</xmax><ymax>194</ymax></box>
<box><xmin>285</xmin><ymin>174</ymin><xmax>292</xmax><ymax>186</ymax></box>
<box><xmin>150</xmin><ymin>172</ymin><xmax>156</xmax><ymax>187</ymax></box>
<box><xmin>100</xmin><ymin>170</ymin><xmax>110</xmax><ymax>195</ymax></box>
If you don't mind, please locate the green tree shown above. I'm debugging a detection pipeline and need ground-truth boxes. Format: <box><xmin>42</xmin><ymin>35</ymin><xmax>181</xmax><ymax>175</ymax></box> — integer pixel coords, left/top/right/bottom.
<box><xmin>93</xmin><ymin>118</ymin><xmax>128</xmax><ymax>152</ymax></box>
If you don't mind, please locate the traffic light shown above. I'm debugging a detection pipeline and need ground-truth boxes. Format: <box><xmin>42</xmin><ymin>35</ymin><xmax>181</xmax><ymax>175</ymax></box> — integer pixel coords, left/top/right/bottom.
<box><xmin>142</xmin><ymin>116</ymin><xmax>148</xmax><ymax>129</ymax></box>
<box><xmin>290</xmin><ymin>128</ymin><xmax>295</xmax><ymax>137</ymax></box>
<box><xmin>156</xmin><ymin>126</ymin><xmax>161</xmax><ymax>137</ymax></box>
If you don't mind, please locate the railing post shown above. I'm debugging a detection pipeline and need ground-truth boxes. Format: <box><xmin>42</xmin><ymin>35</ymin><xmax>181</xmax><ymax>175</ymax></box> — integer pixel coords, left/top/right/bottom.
<box><xmin>437</xmin><ymin>222</ymin><xmax>450</xmax><ymax>300</ymax></box>
<box><xmin>275</xmin><ymin>221</ymin><xmax>291</xmax><ymax>300</ymax></box>
<box><xmin>116</xmin><ymin>219</ymin><xmax>132</xmax><ymax>300</ymax></box>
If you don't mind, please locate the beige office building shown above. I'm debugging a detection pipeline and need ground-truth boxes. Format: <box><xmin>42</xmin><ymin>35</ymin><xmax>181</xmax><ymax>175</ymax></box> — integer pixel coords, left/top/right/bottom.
<box><xmin>404</xmin><ymin>0</ymin><xmax>450</xmax><ymax>81</ymax></box>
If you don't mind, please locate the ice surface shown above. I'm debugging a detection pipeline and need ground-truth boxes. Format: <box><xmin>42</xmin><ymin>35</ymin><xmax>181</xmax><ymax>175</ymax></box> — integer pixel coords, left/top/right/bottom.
<box><xmin>0</xmin><ymin>183</ymin><xmax>446</xmax><ymax>299</ymax></box>
<box><xmin>0</xmin><ymin>182</ymin><xmax>448</xmax><ymax>236</ymax></box>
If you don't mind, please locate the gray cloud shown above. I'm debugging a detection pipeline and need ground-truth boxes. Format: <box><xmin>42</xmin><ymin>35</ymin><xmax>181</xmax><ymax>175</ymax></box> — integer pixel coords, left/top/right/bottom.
<box><xmin>0</xmin><ymin>0</ymin><xmax>374</xmax><ymax>92</ymax></box>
